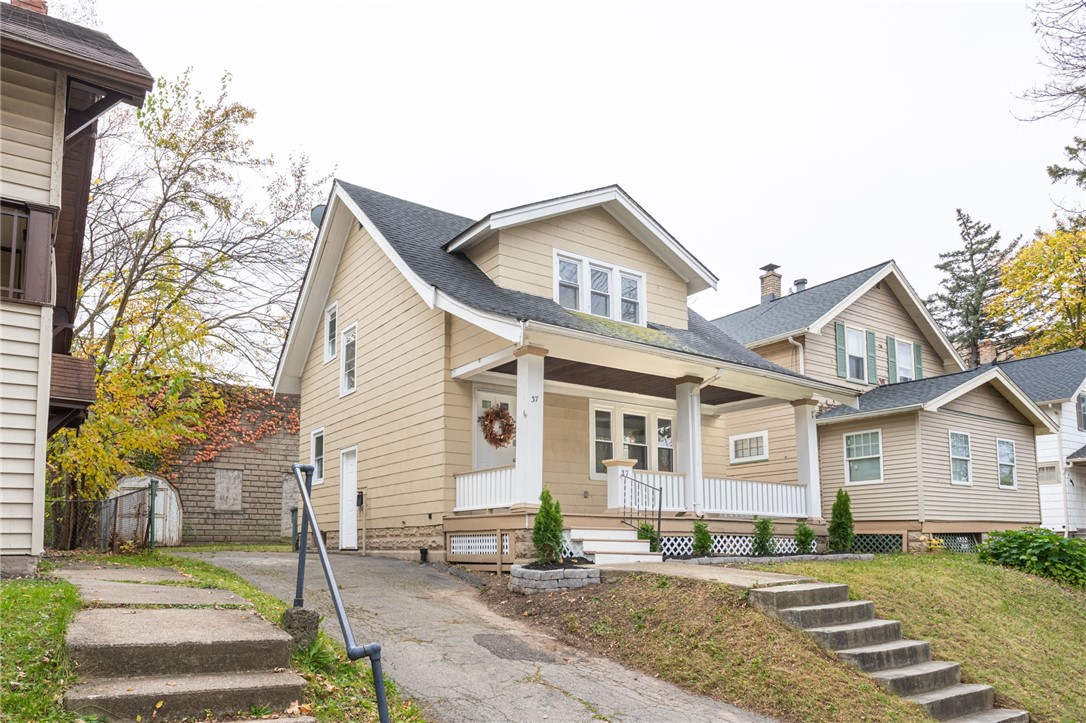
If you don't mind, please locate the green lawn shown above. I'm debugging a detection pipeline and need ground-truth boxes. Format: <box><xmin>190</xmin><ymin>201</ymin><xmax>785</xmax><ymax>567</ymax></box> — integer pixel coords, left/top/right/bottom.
<box><xmin>760</xmin><ymin>553</ymin><xmax>1086</xmax><ymax>723</ymax></box>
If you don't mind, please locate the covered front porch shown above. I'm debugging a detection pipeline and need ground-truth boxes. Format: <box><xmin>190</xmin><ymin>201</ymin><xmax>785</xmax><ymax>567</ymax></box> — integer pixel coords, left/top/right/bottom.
<box><xmin>448</xmin><ymin>321</ymin><xmax>855</xmax><ymax>537</ymax></box>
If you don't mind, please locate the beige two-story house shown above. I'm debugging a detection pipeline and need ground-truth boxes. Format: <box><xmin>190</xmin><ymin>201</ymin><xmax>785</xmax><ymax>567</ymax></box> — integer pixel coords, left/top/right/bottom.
<box><xmin>275</xmin><ymin>182</ymin><xmax>859</xmax><ymax>565</ymax></box>
<box><xmin>712</xmin><ymin>263</ymin><xmax>1056</xmax><ymax>551</ymax></box>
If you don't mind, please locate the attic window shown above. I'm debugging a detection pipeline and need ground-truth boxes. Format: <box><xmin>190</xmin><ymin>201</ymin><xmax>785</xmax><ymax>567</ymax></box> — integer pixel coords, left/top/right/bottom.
<box><xmin>553</xmin><ymin>250</ymin><xmax>645</xmax><ymax>325</ymax></box>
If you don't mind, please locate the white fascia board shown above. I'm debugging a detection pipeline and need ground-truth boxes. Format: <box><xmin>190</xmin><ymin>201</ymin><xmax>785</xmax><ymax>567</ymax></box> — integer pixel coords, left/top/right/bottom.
<box><xmin>446</xmin><ymin>186</ymin><xmax>718</xmax><ymax>294</ymax></box>
<box><xmin>807</xmin><ymin>262</ymin><xmax>966</xmax><ymax>371</ymax></box>
<box><xmin>924</xmin><ymin>368</ymin><xmax>1058</xmax><ymax>434</ymax></box>
<box><xmin>451</xmin><ymin>345</ymin><xmax>520</xmax><ymax>379</ymax></box>
<box><xmin>816</xmin><ymin>405</ymin><xmax>924</xmax><ymax>426</ymax></box>
<box><xmin>524</xmin><ymin>320</ymin><xmax>858</xmax><ymax>406</ymax></box>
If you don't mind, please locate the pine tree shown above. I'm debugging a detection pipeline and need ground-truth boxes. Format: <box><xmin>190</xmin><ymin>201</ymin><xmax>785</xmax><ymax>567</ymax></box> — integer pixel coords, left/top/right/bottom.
<box><xmin>532</xmin><ymin>488</ymin><xmax>565</xmax><ymax>565</ymax></box>
<box><xmin>926</xmin><ymin>210</ymin><xmax>1021</xmax><ymax>367</ymax></box>
<box><xmin>828</xmin><ymin>489</ymin><xmax>855</xmax><ymax>553</ymax></box>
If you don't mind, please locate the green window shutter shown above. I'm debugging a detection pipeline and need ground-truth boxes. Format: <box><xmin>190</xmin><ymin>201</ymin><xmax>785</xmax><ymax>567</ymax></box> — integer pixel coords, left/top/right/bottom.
<box><xmin>835</xmin><ymin>322</ymin><xmax>847</xmax><ymax>378</ymax></box>
<box><xmin>886</xmin><ymin>336</ymin><xmax>897</xmax><ymax>383</ymax></box>
<box><xmin>866</xmin><ymin>331</ymin><xmax>877</xmax><ymax>383</ymax></box>
<box><xmin>913</xmin><ymin>343</ymin><xmax>924</xmax><ymax>380</ymax></box>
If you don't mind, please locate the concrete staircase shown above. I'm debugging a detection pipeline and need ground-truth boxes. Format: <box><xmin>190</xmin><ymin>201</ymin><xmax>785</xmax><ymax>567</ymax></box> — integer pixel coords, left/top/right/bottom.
<box><xmin>750</xmin><ymin>582</ymin><xmax>1029</xmax><ymax>722</ymax></box>
<box><xmin>64</xmin><ymin>607</ymin><xmax>308</xmax><ymax>721</ymax></box>
<box><xmin>570</xmin><ymin>527</ymin><xmax>663</xmax><ymax>564</ymax></box>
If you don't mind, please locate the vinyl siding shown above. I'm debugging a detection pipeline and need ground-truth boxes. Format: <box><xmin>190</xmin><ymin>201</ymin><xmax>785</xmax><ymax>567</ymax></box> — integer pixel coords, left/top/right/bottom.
<box><xmin>0</xmin><ymin>301</ymin><xmax>48</xmax><ymax>555</ymax></box>
<box><xmin>448</xmin><ymin>317</ymin><xmax>509</xmax><ymax>370</ymax></box>
<box><xmin>466</xmin><ymin>207</ymin><xmax>690</xmax><ymax>330</ymax></box>
<box><xmin>298</xmin><ymin>225</ymin><xmax>448</xmax><ymax>532</ymax></box>
<box><xmin>0</xmin><ymin>55</ymin><xmax>62</xmax><ymax>207</ymax></box>
<box><xmin>804</xmin><ymin>282</ymin><xmax>944</xmax><ymax>391</ymax></box>
<box><xmin>819</xmin><ymin>414</ymin><xmax>920</xmax><ymax>521</ymax></box>
<box><xmin>920</xmin><ymin>384</ymin><xmax>1039</xmax><ymax>523</ymax></box>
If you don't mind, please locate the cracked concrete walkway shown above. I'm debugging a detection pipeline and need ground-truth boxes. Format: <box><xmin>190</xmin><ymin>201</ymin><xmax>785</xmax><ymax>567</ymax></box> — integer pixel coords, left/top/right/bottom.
<box><xmin>183</xmin><ymin>552</ymin><xmax>775</xmax><ymax>723</ymax></box>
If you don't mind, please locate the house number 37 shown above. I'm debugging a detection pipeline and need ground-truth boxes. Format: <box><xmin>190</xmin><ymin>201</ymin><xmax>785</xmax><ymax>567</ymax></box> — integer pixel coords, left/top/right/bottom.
<box><xmin>530</xmin><ymin>395</ymin><xmax>539</xmax><ymax>402</ymax></box>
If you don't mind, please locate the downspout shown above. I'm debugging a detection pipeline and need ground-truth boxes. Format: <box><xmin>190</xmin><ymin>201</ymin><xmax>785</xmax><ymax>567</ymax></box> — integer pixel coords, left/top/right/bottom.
<box><xmin>787</xmin><ymin>336</ymin><xmax>805</xmax><ymax>374</ymax></box>
<box><xmin>1051</xmin><ymin>403</ymin><xmax>1071</xmax><ymax>538</ymax></box>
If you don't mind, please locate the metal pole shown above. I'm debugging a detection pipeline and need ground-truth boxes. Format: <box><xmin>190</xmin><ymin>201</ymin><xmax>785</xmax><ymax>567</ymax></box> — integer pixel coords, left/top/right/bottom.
<box><xmin>370</xmin><ymin>649</ymin><xmax>390</xmax><ymax>723</ymax></box>
<box><xmin>294</xmin><ymin>467</ymin><xmax>311</xmax><ymax>608</ymax></box>
<box><xmin>148</xmin><ymin>479</ymin><xmax>157</xmax><ymax>550</ymax></box>
<box><xmin>291</xmin><ymin>507</ymin><xmax>299</xmax><ymax>552</ymax></box>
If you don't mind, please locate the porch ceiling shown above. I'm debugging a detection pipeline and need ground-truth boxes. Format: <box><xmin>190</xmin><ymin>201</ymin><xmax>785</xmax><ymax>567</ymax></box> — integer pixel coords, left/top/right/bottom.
<box><xmin>491</xmin><ymin>357</ymin><xmax>759</xmax><ymax>405</ymax></box>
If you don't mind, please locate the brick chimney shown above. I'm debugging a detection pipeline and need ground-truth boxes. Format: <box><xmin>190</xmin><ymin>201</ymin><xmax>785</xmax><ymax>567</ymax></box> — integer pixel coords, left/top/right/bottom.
<box><xmin>978</xmin><ymin>339</ymin><xmax>997</xmax><ymax>366</ymax></box>
<box><xmin>759</xmin><ymin>264</ymin><xmax>782</xmax><ymax>303</ymax></box>
<box><xmin>11</xmin><ymin>0</ymin><xmax>48</xmax><ymax>13</ymax></box>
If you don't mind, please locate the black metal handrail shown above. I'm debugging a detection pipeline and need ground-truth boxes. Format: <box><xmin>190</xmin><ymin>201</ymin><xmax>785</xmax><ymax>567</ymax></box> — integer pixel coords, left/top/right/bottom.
<box><xmin>620</xmin><ymin>471</ymin><xmax>662</xmax><ymax>547</ymax></box>
<box><xmin>292</xmin><ymin>463</ymin><xmax>389</xmax><ymax>723</ymax></box>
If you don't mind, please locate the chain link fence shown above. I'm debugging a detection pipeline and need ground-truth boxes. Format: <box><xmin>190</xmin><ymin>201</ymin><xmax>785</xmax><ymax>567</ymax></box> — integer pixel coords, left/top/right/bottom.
<box><xmin>45</xmin><ymin>486</ymin><xmax>156</xmax><ymax>552</ymax></box>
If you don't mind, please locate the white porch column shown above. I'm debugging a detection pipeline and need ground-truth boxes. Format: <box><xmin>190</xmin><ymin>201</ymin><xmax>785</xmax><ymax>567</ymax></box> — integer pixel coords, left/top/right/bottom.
<box><xmin>605</xmin><ymin>459</ymin><xmax>637</xmax><ymax>509</ymax></box>
<box><xmin>675</xmin><ymin>376</ymin><xmax>704</xmax><ymax>513</ymax></box>
<box><xmin>513</xmin><ymin>346</ymin><xmax>547</xmax><ymax>505</ymax></box>
<box><xmin>792</xmin><ymin>398</ymin><xmax>822</xmax><ymax>520</ymax></box>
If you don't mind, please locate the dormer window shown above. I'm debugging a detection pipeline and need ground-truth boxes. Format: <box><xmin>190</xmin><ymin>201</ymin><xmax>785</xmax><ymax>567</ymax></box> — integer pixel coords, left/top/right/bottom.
<box><xmin>554</xmin><ymin>251</ymin><xmax>645</xmax><ymax>325</ymax></box>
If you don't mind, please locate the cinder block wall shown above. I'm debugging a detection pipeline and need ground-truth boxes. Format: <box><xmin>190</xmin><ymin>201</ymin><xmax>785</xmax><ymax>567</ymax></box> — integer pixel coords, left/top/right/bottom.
<box><xmin>173</xmin><ymin>394</ymin><xmax>299</xmax><ymax>544</ymax></box>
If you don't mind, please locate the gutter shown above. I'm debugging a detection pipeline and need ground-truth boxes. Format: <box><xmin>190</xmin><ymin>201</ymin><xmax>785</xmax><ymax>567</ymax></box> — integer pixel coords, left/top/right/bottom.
<box><xmin>816</xmin><ymin>404</ymin><xmax>925</xmax><ymax>426</ymax></box>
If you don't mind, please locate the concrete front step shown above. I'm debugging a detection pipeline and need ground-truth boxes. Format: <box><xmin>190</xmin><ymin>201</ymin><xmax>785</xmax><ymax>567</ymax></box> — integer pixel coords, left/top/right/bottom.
<box><xmin>806</xmin><ymin>618</ymin><xmax>902</xmax><ymax>651</ymax></box>
<box><xmin>592</xmin><ymin>551</ymin><xmax>664</xmax><ymax>564</ymax></box>
<box><xmin>907</xmin><ymin>683</ymin><xmax>995</xmax><ymax>721</ymax></box>
<box><xmin>570</xmin><ymin>528</ymin><xmax>638</xmax><ymax>542</ymax></box>
<box><xmin>748</xmin><ymin>582</ymin><xmax>849</xmax><ymax>613</ymax></box>
<box><xmin>870</xmin><ymin>660</ymin><xmax>961</xmax><ymax>696</ymax></box>
<box><xmin>777</xmin><ymin>600</ymin><xmax>875</xmax><ymax>629</ymax></box>
<box><xmin>838</xmin><ymin>639</ymin><xmax>932</xmax><ymax>672</ymax></box>
<box><xmin>65</xmin><ymin>670</ymin><xmax>306</xmax><ymax>722</ymax></box>
<box><xmin>946</xmin><ymin>709</ymin><xmax>1030</xmax><ymax>723</ymax></box>
<box><xmin>67</xmin><ymin>608</ymin><xmax>293</xmax><ymax>677</ymax></box>
<box><xmin>581</xmin><ymin>539</ymin><xmax>654</xmax><ymax>554</ymax></box>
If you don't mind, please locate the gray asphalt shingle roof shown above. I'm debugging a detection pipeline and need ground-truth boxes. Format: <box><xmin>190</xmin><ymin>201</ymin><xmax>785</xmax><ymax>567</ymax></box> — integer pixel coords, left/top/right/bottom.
<box><xmin>994</xmin><ymin>348</ymin><xmax>1086</xmax><ymax>403</ymax></box>
<box><xmin>1070</xmin><ymin>443</ymin><xmax>1086</xmax><ymax>462</ymax></box>
<box><xmin>338</xmin><ymin>181</ymin><xmax>820</xmax><ymax>381</ymax></box>
<box><xmin>817</xmin><ymin>366</ymin><xmax>993</xmax><ymax>421</ymax></box>
<box><xmin>710</xmin><ymin>262</ymin><xmax>891</xmax><ymax>345</ymax></box>
<box><xmin>1</xmin><ymin>3</ymin><xmax>152</xmax><ymax>81</ymax></box>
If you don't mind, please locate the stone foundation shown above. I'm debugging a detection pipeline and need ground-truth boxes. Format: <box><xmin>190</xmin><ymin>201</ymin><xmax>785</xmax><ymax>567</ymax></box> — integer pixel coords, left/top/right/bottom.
<box><xmin>907</xmin><ymin>530</ymin><xmax>928</xmax><ymax>553</ymax></box>
<box><xmin>0</xmin><ymin>554</ymin><xmax>39</xmax><ymax>578</ymax></box>
<box><xmin>508</xmin><ymin>564</ymin><xmax>601</xmax><ymax>595</ymax></box>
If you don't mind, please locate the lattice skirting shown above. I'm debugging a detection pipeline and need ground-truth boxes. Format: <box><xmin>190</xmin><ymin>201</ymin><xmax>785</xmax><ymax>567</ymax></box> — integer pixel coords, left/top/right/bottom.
<box><xmin>449</xmin><ymin>533</ymin><xmax>510</xmax><ymax>556</ymax></box>
<box><xmin>851</xmin><ymin>534</ymin><xmax>904</xmax><ymax>554</ymax></box>
<box><xmin>661</xmin><ymin>535</ymin><xmax>799</xmax><ymax>557</ymax></box>
<box><xmin>562</xmin><ymin>531</ymin><xmax>584</xmax><ymax>560</ymax></box>
<box><xmin>932</xmin><ymin>532</ymin><xmax>980</xmax><ymax>553</ymax></box>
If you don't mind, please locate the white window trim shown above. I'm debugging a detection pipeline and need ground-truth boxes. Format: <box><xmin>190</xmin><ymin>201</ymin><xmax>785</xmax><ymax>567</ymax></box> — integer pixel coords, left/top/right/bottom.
<box><xmin>729</xmin><ymin>430</ymin><xmax>769</xmax><ymax>464</ymax></box>
<box><xmin>947</xmin><ymin>430</ymin><xmax>972</xmax><ymax>486</ymax></box>
<box><xmin>311</xmin><ymin>428</ymin><xmax>325</xmax><ymax>485</ymax></box>
<box><xmin>843</xmin><ymin>428</ymin><xmax>883</xmax><ymax>485</ymax></box>
<box><xmin>552</xmin><ymin>249</ymin><xmax>647</xmax><ymax>326</ymax></box>
<box><xmin>589</xmin><ymin>400</ymin><xmax>674</xmax><ymax>480</ymax></box>
<box><xmin>324</xmin><ymin>301</ymin><xmax>338</xmax><ymax>363</ymax></box>
<box><xmin>996</xmin><ymin>438</ymin><xmax>1018</xmax><ymax>490</ymax></box>
<box><xmin>845</xmin><ymin>325</ymin><xmax>868</xmax><ymax>384</ymax></box>
<box><xmin>339</xmin><ymin>322</ymin><xmax>357</xmax><ymax>397</ymax></box>
<box><xmin>895</xmin><ymin>337</ymin><xmax>917</xmax><ymax>382</ymax></box>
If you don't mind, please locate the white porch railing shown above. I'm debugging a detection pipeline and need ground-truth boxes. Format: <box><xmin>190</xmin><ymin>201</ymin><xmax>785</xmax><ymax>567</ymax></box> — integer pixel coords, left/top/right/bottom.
<box><xmin>701</xmin><ymin>477</ymin><xmax>808</xmax><ymax>518</ymax></box>
<box><xmin>631</xmin><ymin>471</ymin><xmax>687</xmax><ymax>511</ymax></box>
<box><xmin>454</xmin><ymin>465</ymin><xmax>515</xmax><ymax>511</ymax></box>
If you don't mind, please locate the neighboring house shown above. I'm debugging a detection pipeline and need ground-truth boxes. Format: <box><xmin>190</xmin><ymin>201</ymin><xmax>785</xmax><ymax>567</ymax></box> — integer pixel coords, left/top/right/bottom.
<box><xmin>713</xmin><ymin>262</ymin><xmax>1056</xmax><ymax>551</ymax></box>
<box><xmin>995</xmin><ymin>348</ymin><xmax>1086</xmax><ymax>537</ymax></box>
<box><xmin>0</xmin><ymin>0</ymin><xmax>153</xmax><ymax>576</ymax></box>
<box><xmin>170</xmin><ymin>390</ymin><xmax>300</xmax><ymax>545</ymax></box>
<box><xmin>275</xmin><ymin>181</ymin><xmax>858</xmax><ymax>564</ymax></box>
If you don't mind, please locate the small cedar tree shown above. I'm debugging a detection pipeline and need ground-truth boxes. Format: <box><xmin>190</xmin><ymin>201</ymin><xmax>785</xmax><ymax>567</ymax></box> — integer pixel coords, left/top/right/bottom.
<box><xmin>794</xmin><ymin>520</ymin><xmax>816</xmax><ymax>555</ymax></box>
<box><xmin>828</xmin><ymin>489</ymin><xmax>855</xmax><ymax>553</ymax></box>
<box><xmin>752</xmin><ymin>517</ymin><xmax>775</xmax><ymax>557</ymax></box>
<box><xmin>532</xmin><ymin>488</ymin><xmax>565</xmax><ymax>565</ymax></box>
<box><xmin>692</xmin><ymin>520</ymin><xmax>712</xmax><ymax>557</ymax></box>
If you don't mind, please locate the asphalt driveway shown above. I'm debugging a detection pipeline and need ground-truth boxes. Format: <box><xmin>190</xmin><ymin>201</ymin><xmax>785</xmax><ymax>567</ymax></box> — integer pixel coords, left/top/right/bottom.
<box><xmin>186</xmin><ymin>551</ymin><xmax>773</xmax><ymax>723</ymax></box>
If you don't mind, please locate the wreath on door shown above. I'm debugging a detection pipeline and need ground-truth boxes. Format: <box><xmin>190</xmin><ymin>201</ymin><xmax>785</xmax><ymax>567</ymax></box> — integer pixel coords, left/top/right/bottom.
<box><xmin>478</xmin><ymin>404</ymin><xmax>516</xmax><ymax>448</ymax></box>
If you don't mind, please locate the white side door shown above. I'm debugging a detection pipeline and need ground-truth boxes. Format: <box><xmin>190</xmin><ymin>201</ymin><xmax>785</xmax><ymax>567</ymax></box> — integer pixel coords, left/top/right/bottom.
<box><xmin>339</xmin><ymin>447</ymin><xmax>358</xmax><ymax>550</ymax></box>
<box><xmin>474</xmin><ymin>389</ymin><xmax>516</xmax><ymax>470</ymax></box>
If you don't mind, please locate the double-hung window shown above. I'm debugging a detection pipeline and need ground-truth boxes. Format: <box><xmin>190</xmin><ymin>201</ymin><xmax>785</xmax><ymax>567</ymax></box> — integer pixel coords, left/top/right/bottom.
<box><xmin>844</xmin><ymin>429</ymin><xmax>882</xmax><ymax>484</ymax></box>
<box><xmin>846</xmin><ymin>327</ymin><xmax>867</xmax><ymax>382</ymax></box>
<box><xmin>997</xmin><ymin>439</ymin><xmax>1017</xmax><ymax>488</ymax></box>
<box><xmin>1077</xmin><ymin>393</ymin><xmax>1086</xmax><ymax>431</ymax></box>
<box><xmin>324</xmin><ymin>302</ymin><xmax>337</xmax><ymax>361</ymax></box>
<box><xmin>554</xmin><ymin>251</ymin><xmax>645</xmax><ymax>325</ymax></box>
<box><xmin>949</xmin><ymin>431</ymin><xmax>971</xmax><ymax>485</ymax></box>
<box><xmin>895</xmin><ymin>339</ymin><xmax>915</xmax><ymax>381</ymax></box>
<box><xmin>591</xmin><ymin>403</ymin><xmax>672</xmax><ymax>477</ymax></box>
<box><xmin>729</xmin><ymin>431</ymin><xmax>769</xmax><ymax>464</ymax></box>
<box><xmin>311</xmin><ymin>429</ymin><xmax>325</xmax><ymax>484</ymax></box>
<box><xmin>340</xmin><ymin>323</ymin><xmax>357</xmax><ymax>395</ymax></box>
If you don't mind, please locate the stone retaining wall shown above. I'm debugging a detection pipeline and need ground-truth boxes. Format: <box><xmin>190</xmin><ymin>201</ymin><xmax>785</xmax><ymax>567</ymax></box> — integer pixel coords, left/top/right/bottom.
<box><xmin>508</xmin><ymin>564</ymin><xmax>601</xmax><ymax>595</ymax></box>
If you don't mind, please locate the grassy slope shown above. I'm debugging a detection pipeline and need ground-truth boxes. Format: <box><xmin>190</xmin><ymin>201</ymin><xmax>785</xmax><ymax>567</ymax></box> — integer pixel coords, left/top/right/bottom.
<box><xmin>483</xmin><ymin>573</ymin><xmax>929</xmax><ymax>723</ymax></box>
<box><xmin>762</xmin><ymin>554</ymin><xmax>1086</xmax><ymax>723</ymax></box>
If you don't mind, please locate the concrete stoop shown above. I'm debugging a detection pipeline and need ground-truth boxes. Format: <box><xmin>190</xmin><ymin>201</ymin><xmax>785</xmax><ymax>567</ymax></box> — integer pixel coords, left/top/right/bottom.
<box><xmin>750</xmin><ymin>582</ymin><xmax>1029</xmax><ymax>722</ymax></box>
<box><xmin>62</xmin><ymin>575</ymin><xmax>306</xmax><ymax>722</ymax></box>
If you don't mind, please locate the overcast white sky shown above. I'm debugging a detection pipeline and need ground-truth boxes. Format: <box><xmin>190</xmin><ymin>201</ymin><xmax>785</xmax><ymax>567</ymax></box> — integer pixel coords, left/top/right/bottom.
<box><xmin>90</xmin><ymin>0</ymin><xmax>1080</xmax><ymax>319</ymax></box>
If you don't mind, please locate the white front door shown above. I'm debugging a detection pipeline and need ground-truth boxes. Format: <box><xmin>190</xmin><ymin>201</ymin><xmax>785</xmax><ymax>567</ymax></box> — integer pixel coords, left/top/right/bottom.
<box><xmin>474</xmin><ymin>389</ymin><xmax>516</xmax><ymax>470</ymax></box>
<box><xmin>339</xmin><ymin>447</ymin><xmax>358</xmax><ymax>550</ymax></box>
